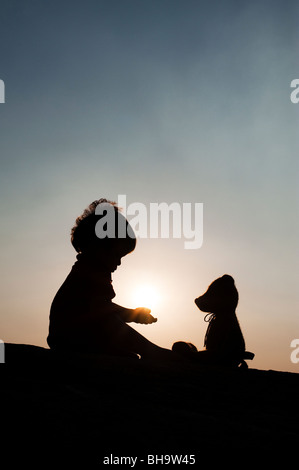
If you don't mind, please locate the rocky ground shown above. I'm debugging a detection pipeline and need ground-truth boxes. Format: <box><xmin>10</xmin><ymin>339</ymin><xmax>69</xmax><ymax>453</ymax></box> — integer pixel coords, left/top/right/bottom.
<box><xmin>1</xmin><ymin>343</ymin><xmax>299</xmax><ymax>467</ymax></box>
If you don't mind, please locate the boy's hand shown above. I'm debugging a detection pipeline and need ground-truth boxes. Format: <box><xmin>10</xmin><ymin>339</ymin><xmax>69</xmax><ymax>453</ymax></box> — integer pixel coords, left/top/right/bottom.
<box><xmin>134</xmin><ymin>307</ymin><xmax>157</xmax><ymax>324</ymax></box>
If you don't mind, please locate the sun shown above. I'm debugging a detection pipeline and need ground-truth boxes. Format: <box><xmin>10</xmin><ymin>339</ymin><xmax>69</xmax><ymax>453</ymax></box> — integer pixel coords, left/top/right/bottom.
<box><xmin>132</xmin><ymin>283</ymin><xmax>160</xmax><ymax>310</ymax></box>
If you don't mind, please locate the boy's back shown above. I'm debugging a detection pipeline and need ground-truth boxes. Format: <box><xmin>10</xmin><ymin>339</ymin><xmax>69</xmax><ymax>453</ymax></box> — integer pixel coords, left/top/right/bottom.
<box><xmin>47</xmin><ymin>254</ymin><xmax>116</xmax><ymax>352</ymax></box>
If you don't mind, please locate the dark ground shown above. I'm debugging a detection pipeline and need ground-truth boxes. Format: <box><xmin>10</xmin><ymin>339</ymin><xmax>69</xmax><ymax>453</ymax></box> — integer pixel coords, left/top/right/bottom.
<box><xmin>1</xmin><ymin>343</ymin><xmax>299</xmax><ymax>467</ymax></box>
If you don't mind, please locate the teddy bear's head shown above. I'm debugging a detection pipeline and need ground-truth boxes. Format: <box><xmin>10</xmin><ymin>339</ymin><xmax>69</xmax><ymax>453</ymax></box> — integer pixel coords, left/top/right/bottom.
<box><xmin>195</xmin><ymin>274</ymin><xmax>239</xmax><ymax>314</ymax></box>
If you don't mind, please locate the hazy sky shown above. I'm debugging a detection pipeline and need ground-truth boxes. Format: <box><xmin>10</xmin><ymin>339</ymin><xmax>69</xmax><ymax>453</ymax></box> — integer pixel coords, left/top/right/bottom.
<box><xmin>0</xmin><ymin>0</ymin><xmax>298</xmax><ymax>372</ymax></box>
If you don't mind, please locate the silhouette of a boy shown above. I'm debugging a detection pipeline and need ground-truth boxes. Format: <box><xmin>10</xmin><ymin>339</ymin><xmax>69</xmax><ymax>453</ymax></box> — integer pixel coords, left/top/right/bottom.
<box><xmin>47</xmin><ymin>199</ymin><xmax>172</xmax><ymax>360</ymax></box>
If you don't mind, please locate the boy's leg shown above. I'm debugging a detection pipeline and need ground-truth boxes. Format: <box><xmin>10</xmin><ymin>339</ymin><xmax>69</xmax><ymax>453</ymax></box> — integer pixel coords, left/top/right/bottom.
<box><xmin>67</xmin><ymin>312</ymin><xmax>175</xmax><ymax>360</ymax></box>
<box><xmin>105</xmin><ymin>314</ymin><xmax>173</xmax><ymax>360</ymax></box>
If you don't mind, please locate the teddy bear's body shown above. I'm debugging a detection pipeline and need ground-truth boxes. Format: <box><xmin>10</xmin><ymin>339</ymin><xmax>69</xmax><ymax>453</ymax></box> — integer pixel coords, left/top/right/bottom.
<box><xmin>173</xmin><ymin>274</ymin><xmax>254</xmax><ymax>367</ymax></box>
<box><xmin>196</xmin><ymin>274</ymin><xmax>246</xmax><ymax>356</ymax></box>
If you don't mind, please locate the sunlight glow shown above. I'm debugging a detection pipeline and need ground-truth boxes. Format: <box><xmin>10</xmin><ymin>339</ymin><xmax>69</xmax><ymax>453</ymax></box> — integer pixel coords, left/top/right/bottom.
<box><xmin>132</xmin><ymin>284</ymin><xmax>160</xmax><ymax>310</ymax></box>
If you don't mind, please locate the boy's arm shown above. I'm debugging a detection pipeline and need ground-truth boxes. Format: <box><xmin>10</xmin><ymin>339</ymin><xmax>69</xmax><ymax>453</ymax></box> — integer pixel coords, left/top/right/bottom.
<box><xmin>110</xmin><ymin>303</ymin><xmax>157</xmax><ymax>324</ymax></box>
<box><xmin>109</xmin><ymin>303</ymin><xmax>135</xmax><ymax>322</ymax></box>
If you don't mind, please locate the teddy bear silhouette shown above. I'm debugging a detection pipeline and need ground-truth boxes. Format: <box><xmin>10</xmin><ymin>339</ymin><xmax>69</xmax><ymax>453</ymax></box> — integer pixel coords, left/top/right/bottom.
<box><xmin>172</xmin><ymin>274</ymin><xmax>254</xmax><ymax>368</ymax></box>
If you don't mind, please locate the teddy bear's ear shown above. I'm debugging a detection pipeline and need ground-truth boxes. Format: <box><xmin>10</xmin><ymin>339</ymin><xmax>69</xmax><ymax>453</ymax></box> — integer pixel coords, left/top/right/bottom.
<box><xmin>221</xmin><ymin>274</ymin><xmax>235</xmax><ymax>284</ymax></box>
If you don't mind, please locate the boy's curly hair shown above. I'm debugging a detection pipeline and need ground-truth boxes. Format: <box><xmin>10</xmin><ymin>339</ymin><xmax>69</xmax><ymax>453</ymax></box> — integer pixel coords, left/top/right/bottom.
<box><xmin>71</xmin><ymin>198</ymin><xmax>136</xmax><ymax>255</ymax></box>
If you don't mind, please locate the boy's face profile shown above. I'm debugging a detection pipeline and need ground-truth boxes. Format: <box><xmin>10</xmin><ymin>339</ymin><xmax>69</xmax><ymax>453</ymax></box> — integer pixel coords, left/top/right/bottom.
<box><xmin>72</xmin><ymin>201</ymin><xmax>136</xmax><ymax>272</ymax></box>
<box><xmin>93</xmin><ymin>245</ymin><xmax>122</xmax><ymax>273</ymax></box>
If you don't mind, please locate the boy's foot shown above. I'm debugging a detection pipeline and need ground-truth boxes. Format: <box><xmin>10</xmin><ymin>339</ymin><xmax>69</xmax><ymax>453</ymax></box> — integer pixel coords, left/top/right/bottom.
<box><xmin>172</xmin><ymin>341</ymin><xmax>198</xmax><ymax>358</ymax></box>
<box><xmin>142</xmin><ymin>345</ymin><xmax>180</xmax><ymax>363</ymax></box>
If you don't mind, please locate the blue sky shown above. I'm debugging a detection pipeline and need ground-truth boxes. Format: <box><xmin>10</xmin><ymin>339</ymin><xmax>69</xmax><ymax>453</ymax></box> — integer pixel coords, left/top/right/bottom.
<box><xmin>0</xmin><ymin>0</ymin><xmax>298</xmax><ymax>371</ymax></box>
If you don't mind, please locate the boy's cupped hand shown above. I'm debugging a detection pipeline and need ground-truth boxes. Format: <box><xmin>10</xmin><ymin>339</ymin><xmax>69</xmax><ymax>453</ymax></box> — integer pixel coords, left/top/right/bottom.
<box><xmin>134</xmin><ymin>307</ymin><xmax>157</xmax><ymax>324</ymax></box>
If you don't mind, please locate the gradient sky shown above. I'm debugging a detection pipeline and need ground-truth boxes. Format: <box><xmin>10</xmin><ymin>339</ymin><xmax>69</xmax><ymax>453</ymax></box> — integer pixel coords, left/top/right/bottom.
<box><xmin>0</xmin><ymin>0</ymin><xmax>298</xmax><ymax>372</ymax></box>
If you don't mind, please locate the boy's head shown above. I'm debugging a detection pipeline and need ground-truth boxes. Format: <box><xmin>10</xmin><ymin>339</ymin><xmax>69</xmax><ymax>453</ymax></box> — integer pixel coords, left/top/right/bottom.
<box><xmin>195</xmin><ymin>274</ymin><xmax>239</xmax><ymax>314</ymax></box>
<box><xmin>71</xmin><ymin>199</ymin><xmax>136</xmax><ymax>271</ymax></box>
